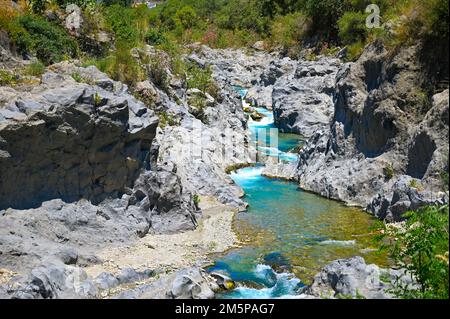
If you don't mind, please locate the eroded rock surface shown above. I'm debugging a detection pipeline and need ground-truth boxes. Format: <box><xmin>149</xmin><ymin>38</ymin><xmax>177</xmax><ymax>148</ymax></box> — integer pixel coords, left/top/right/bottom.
<box><xmin>307</xmin><ymin>256</ymin><xmax>414</xmax><ymax>299</ymax></box>
<box><xmin>295</xmin><ymin>42</ymin><xmax>449</xmax><ymax>219</ymax></box>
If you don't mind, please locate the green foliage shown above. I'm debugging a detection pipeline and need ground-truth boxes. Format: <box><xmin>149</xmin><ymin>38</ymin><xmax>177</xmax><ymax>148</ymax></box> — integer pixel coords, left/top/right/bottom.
<box><xmin>383</xmin><ymin>163</ymin><xmax>394</xmax><ymax>180</ymax></box>
<box><xmin>145</xmin><ymin>29</ymin><xmax>167</xmax><ymax>46</ymax></box>
<box><xmin>376</xmin><ymin>205</ymin><xmax>449</xmax><ymax>299</ymax></box>
<box><xmin>11</xmin><ymin>14</ymin><xmax>78</xmax><ymax>65</ymax></box>
<box><xmin>186</xmin><ymin>63</ymin><xmax>214</xmax><ymax>94</ymax></box>
<box><xmin>102</xmin><ymin>0</ymin><xmax>133</xmax><ymax>6</ymax></box>
<box><xmin>158</xmin><ymin>111</ymin><xmax>178</xmax><ymax>128</ymax></box>
<box><xmin>104</xmin><ymin>5</ymin><xmax>139</xmax><ymax>46</ymax></box>
<box><xmin>174</xmin><ymin>5</ymin><xmax>198</xmax><ymax>29</ymax></box>
<box><xmin>71</xmin><ymin>72</ymin><xmax>83</xmax><ymax>83</ymax></box>
<box><xmin>193</xmin><ymin>194</ymin><xmax>200</xmax><ymax>207</ymax></box>
<box><xmin>23</xmin><ymin>61</ymin><xmax>45</xmax><ymax>77</ymax></box>
<box><xmin>338</xmin><ymin>11</ymin><xmax>368</xmax><ymax>45</ymax></box>
<box><xmin>303</xmin><ymin>0</ymin><xmax>350</xmax><ymax>40</ymax></box>
<box><xmin>106</xmin><ymin>44</ymin><xmax>146</xmax><ymax>86</ymax></box>
<box><xmin>408</xmin><ymin>179</ymin><xmax>424</xmax><ymax>191</ymax></box>
<box><xmin>269</xmin><ymin>12</ymin><xmax>310</xmax><ymax>51</ymax></box>
<box><xmin>0</xmin><ymin>69</ymin><xmax>18</xmax><ymax>86</ymax></box>
<box><xmin>55</xmin><ymin>0</ymin><xmax>96</xmax><ymax>8</ymax></box>
<box><xmin>29</xmin><ymin>0</ymin><xmax>49</xmax><ymax>14</ymax></box>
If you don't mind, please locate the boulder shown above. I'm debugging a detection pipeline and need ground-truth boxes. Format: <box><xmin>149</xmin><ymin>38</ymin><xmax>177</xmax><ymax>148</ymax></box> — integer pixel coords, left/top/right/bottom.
<box><xmin>307</xmin><ymin>257</ymin><xmax>411</xmax><ymax>299</ymax></box>
<box><xmin>65</xmin><ymin>4</ymin><xmax>83</xmax><ymax>37</ymax></box>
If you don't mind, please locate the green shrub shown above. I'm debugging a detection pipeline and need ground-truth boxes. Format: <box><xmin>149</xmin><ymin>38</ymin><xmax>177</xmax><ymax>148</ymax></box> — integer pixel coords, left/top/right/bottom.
<box><xmin>29</xmin><ymin>0</ymin><xmax>49</xmax><ymax>14</ymax></box>
<box><xmin>338</xmin><ymin>11</ymin><xmax>368</xmax><ymax>45</ymax></box>
<box><xmin>193</xmin><ymin>194</ymin><xmax>200</xmax><ymax>207</ymax></box>
<box><xmin>104</xmin><ymin>4</ymin><xmax>139</xmax><ymax>46</ymax></box>
<box><xmin>376</xmin><ymin>205</ymin><xmax>449</xmax><ymax>299</ymax></box>
<box><xmin>186</xmin><ymin>63</ymin><xmax>216</xmax><ymax>96</ymax></box>
<box><xmin>383</xmin><ymin>163</ymin><xmax>394</xmax><ymax>180</ymax></box>
<box><xmin>0</xmin><ymin>69</ymin><xmax>18</xmax><ymax>86</ymax></box>
<box><xmin>269</xmin><ymin>12</ymin><xmax>310</xmax><ymax>50</ymax></box>
<box><xmin>23</xmin><ymin>61</ymin><xmax>45</xmax><ymax>77</ymax></box>
<box><xmin>175</xmin><ymin>6</ymin><xmax>198</xmax><ymax>29</ymax></box>
<box><xmin>408</xmin><ymin>179</ymin><xmax>424</xmax><ymax>191</ymax></box>
<box><xmin>105</xmin><ymin>43</ymin><xmax>146</xmax><ymax>86</ymax></box>
<box><xmin>345</xmin><ymin>40</ymin><xmax>365</xmax><ymax>61</ymax></box>
<box><xmin>11</xmin><ymin>15</ymin><xmax>78</xmax><ymax>65</ymax></box>
<box><xmin>145</xmin><ymin>29</ymin><xmax>167</xmax><ymax>46</ymax></box>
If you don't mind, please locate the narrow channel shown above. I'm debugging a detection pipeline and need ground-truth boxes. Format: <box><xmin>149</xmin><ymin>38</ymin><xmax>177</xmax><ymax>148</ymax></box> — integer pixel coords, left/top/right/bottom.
<box><xmin>207</xmin><ymin>88</ymin><xmax>389</xmax><ymax>299</ymax></box>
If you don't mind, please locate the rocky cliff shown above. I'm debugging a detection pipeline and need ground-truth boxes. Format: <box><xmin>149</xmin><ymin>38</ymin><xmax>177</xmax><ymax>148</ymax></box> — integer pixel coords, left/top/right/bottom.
<box><xmin>295</xmin><ymin>41</ymin><xmax>449</xmax><ymax>220</ymax></box>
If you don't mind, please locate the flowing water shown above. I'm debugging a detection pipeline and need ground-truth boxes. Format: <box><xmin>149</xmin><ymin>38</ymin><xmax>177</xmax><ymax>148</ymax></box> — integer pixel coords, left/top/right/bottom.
<box><xmin>208</xmin><ymin>88</ymin><xmax>389</xmax><ymax>299</ymax></box>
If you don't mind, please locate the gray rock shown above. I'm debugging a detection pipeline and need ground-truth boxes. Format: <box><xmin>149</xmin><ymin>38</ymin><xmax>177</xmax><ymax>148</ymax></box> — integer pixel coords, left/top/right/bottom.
<box><xmin>65</xmin><ymin>4</ymin><xmax>83</xmax><ymax>37</ymax></box>
<box><xmin>112</xmin><ymin>267</ymin><xmax>216</xmax><ymax>299</ymax></box>
<box><xmin>272</xmin><ymin>57</ymin><xmax>340</xmax><ymax>137</ymax></box>
<box><xmin>0</xmin><ymin>69</ymin><xmax>159</xmax><ymax>210</ymax></box>
<box><xmin>295</xmin><ymin>41</ymin><xmax>449</xmax><ymax>217</ymax></box>
<box><xmin>307</xmin><ymin>257</ymin><xmax>397</xmax><ymax>299</ymax></box>
<box><xmin>94</xmin><ymin>272</ymin><xmax>119</xmax><ymax>290</ymax></box>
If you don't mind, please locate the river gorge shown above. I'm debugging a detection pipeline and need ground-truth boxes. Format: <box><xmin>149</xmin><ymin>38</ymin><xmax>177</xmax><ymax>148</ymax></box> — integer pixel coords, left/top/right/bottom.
<box><xmin>208</xmin><ymin>89</ymin><xmax>389</xmax><ymax>299</ymax></box>
<box><xmin>0</xmin><ymin>33</ymin><xmax>448</xmax><ymax>299</ymax></box>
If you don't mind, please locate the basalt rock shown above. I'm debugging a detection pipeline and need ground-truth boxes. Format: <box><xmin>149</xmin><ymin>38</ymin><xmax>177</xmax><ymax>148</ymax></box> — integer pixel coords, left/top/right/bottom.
<box><xmin>307</xmin><ymin>257</ymin><xmax>415</xmax><ymax>299</ymax></box>
<box><xmin>272</xmin><ymin>57</ymin><xmax>340</xmax><ymax>137</ymax></box>
<box><xmin>0</xmin><ymin>63</ymin><xmax>199</xmax><ymax>279</ymax></box>
<box><xmin>0</xmin><ymin>68</ymin><xmax>158</xmax><ymax>210</ymax></box>
<box><xmin>296</xmin><ymin>41</ymin><xmax>449</xmax><ymax>219</ymax></box>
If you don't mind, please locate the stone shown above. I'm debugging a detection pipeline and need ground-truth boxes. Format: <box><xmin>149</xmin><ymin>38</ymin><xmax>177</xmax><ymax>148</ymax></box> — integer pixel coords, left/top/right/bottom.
<box><xmin>94</xmin><ymin>272</ymin><xmax>119</xmax><ymax>290</ymax></box>
<box><xmin>307</xmin><ymin>257</ymin><xmax>398</xmax><ymax>299</ymax></box>
<box><xmin>65</xmin><ymin>4</ymin><xmax>83</xmax><ymax>37</ymax></box>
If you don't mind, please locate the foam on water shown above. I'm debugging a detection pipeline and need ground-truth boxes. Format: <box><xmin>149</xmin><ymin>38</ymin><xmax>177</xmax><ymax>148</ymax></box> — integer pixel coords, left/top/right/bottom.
<box><xmin>220</xmin><ymin>264</ymin><xmax>303</xmax><ymax>299</ymax></box>
<box><xmin>319</xmin><ymin>240</ymin><xmax>357</xmax><ymax>246</ymax></box>
<box><xmin>257</xmin><ymin>146</ymin><xmax>298</xmax><ymax>162</ymax></box>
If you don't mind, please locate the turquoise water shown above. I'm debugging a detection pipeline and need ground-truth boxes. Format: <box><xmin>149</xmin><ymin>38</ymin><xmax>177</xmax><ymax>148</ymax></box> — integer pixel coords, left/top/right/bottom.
<box><xmin>208</xmin><ymin>90</ymin><xmax>388</xmax><ymax>299</ymax></box>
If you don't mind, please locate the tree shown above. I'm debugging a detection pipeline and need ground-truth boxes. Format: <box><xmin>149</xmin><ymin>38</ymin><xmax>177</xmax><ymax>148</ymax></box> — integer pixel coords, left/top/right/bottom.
<box><xmin>174</xmin><ymin>5</ymin><xmax>197</xmax><ymax>29</ymax></box>
<box><xmin>376</xmin><ymin>205</ymin><xmax>449</xmax><ymax>299</ymax></box>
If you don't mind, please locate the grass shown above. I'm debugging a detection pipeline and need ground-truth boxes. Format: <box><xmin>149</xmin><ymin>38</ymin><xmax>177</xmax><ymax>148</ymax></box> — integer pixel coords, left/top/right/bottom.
<box><xmin>409</xmin><ymin>179</ymin><xmax>424</xmax><ymax>191</ymax></box>
<box><xmin>383</xmin><ymin>163</ymin><xmax>394</xmax><ymax>180</ymax></box>
<box><xmin>23</xmin><ymin>61</ymin><xmax>45</xmax><ymax>77</ymax></box>
<box><xmin>0</xmin><ymin>69</ymin><xmax>18</xmax><ymax>86</ymax></box>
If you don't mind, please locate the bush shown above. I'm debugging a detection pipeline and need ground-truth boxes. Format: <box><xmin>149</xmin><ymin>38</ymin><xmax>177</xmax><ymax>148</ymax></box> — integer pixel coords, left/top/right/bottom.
<box><xmin>185</xmin><ymin>62</ymin><xmax>218</xmax><ymax>98</ymax></box>
<box><xmin>104</xmin><ymin>4</ymin><xmax>139</xmax><ymax>46</ymax></box>
<box><xmin>174</xmin><ymin>6</ymin><xmax>198</xmax><ymax>29</ymax></box>
<box><xmin>269</xmin><ymin>12</ymin><xmax>310</xmax><ymax>50</ymax></box>
<box><xmin>23</xmin><ymin>61</ymin><xmax>45</xmax><ymax>77</ymax></box>
<box><xmin>11</xmin><ymin>15</ymin><xmax>78</xmax><ymax>65</ymax></box>
<box><xmin>105</xmin><ymin>43</ymin><xmax>146</xmax><ymax>86</ymax></box>
<box><xmin>376</xmin><ymin>205</ymin><xmax>449</xmax><ymax>299</ymax></box>
<box><xmin>383</xmin><ymin>163</ymin><xmax>394</xmax><ymax>180</ymax></box>
<box><xmin>338</xmin><ymin>11</ymin><xmax>368</xmax><ymax>45</ymax></box>
<box><xmin>0</xmin><ymin>69</ymin><xmax>18</xmax><ymax>86</ymax></box>
<box><xmin>145</xmin><ymin>29</ymin><xmax>167</xmax><ymax>46</ymax></box>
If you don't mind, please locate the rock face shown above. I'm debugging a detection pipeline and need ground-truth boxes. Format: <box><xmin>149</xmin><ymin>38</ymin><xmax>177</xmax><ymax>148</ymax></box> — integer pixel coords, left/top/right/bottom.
<box><xmin>0</xmin><ymin>63</ymin><xmax>200</xmax><ymax>283</ymax></box>
<box><xmin>296</xmin><ymin>41</ymin><xmax>449</xmax><ymax>219</ymax></box>
<box><xmin>272</xmin><ymin>57</ymin><xmax>340</xmax><ymax>137</ymax></box>
<box><xmin>113</xmin><ymin>267</ymin><xmax>216</xmax><ymax>299</ymax></box>
<box><xmin>65</xmin><ymin>4</ymin><xmax>83</xmax><ymax>36</ymax></box>
<box><xmin>0</xmin><ymin>66</ymin><xmax>158</xmax><ymax>210</ymax></box>
<box><xmin>307</xmin><ymin>257</ymin><xmax>413</xmax><ymax>299</ymax></box>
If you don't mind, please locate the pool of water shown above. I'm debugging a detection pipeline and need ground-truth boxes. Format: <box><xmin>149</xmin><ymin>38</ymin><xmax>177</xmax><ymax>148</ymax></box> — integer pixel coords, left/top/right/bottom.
<box><xmin>207</xmin><ymin>91</ymin><xmax>388</xmax><ymax>299</ymax></box>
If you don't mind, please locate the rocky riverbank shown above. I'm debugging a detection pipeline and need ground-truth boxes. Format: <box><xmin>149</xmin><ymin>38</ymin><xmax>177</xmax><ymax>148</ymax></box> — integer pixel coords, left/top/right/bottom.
<box><xmin>220</xmin><ymin>41</ymin><xmax>449</xmax><ymax>222</ymax></box>
<box><xmin>0</xmin><ymin>36</ymin><xmax>447</xmax><ymax>299</ymax></box>
<box><xmin>0</xmin><ymin>42</ymin><xmax>248</xmax><ymax>298</ymax></box>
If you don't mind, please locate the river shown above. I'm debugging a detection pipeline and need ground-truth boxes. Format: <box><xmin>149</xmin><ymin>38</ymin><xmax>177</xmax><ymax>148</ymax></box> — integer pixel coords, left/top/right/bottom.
<box><xmin>207</xmin><ymin>88</ymin><xmax>388</xmax><ymax>299</ymax></box>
